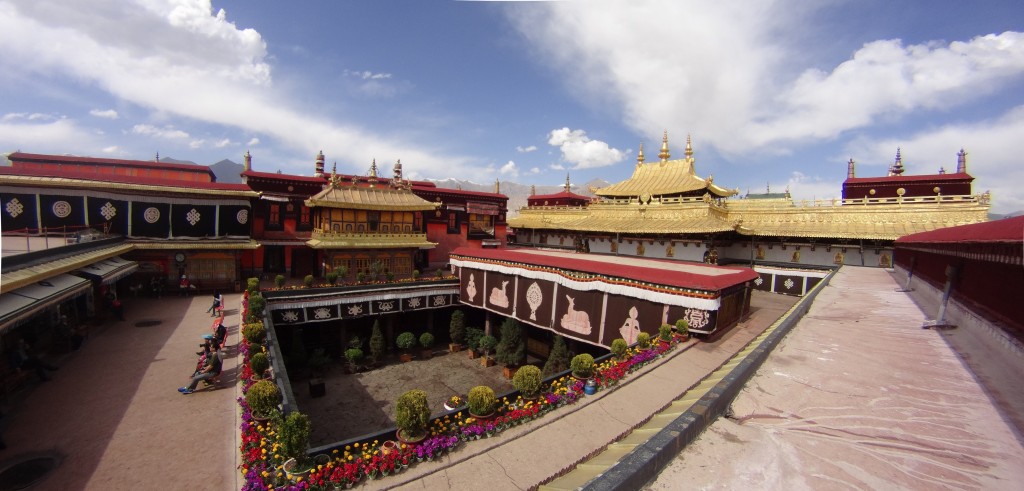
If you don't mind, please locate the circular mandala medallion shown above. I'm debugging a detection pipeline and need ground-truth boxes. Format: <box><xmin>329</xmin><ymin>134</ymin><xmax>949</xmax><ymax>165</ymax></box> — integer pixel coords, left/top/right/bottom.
<box><xmin>52</xmin><ymin>200</ymin><xmax>72</xmax><ymax>218</ymax></box>
<box><xmin>143</xmin><ymin>207</ymin><xmax>161</xmax><ymax>224</ymax></box>
<box><xmin>237</xmin><ymin>209</ymin><xmax>249</xmax><ymax>224</ymax></box>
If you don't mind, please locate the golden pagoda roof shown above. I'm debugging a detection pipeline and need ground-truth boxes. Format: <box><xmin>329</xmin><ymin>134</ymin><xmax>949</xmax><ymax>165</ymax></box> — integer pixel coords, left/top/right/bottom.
<box><xmin>306</xmin><ymin>230</ymin><xmax>437</xmax><ymax>250</ymax></box>
<box><xmin>595</xmin><ymin>133</ymin><xmax>738</xmax><ymax>199</ymax></box>
<box><xmin>305</xmin><ymin>183</ymin><xmax>438</xmax><ymax>211</ymax></box>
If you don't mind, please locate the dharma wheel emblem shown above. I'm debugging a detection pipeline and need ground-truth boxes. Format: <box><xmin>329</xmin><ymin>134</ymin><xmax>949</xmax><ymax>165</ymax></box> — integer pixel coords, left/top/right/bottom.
<box><xmin>237</xmin><ymin>209</ymin><xmax>249</xmax><ymax>224</ymax></box>
<box><xmin>143</xmin><ymin>207</ymin><xmax>161</xmax><ymax>223</ymax></box>
<box><xmin>52</xmin><ymin>200</ymin><xmax>72</xmax><ymax>218</ymax></box>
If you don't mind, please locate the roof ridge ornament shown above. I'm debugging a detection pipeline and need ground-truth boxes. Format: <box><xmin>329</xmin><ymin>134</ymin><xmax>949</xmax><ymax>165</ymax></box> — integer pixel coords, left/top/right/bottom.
<box><xmin>847</xmin><ymin>158</ymin><xmax>855</xmax><ymax>179</ymax></box>
<box><xmin>636</xmin><ymin>143</ymin><xmax>645</xmax><ymax>167</ymax></box>
<box><xmin>957</xmin><ymin>148</ymin><xmax>967</xmax><ymax>174</ymax></box>
<box><xmin>685</xmin><ymin>134</ymin><xmax>693</xmax><ymax>159</ymax></box>
<box><xmin>564</xmin><ymin>173</ymin><xmax>571</xmax><ymax>192</ymax></box>
<box><xmin>658</xmin><ymin>131</ymin><xmax>670</xmax><ymax>162</ymax></box>
<box><xmin>890</xmin><ymin>147</ymin><xmax>905</xmax><ymax>176</ymax></box>
<box><xmin>369</xmin><ymin>158</ymin><xmax>378</xmax><ymax>178</ymax></box>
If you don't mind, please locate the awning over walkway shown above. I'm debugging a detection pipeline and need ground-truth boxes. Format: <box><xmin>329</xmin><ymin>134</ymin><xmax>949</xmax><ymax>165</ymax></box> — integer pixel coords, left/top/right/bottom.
<box><xmin>73</xmin><ymin>256</ymin><xmax>138</xmax><ymax>285</ymax></box>
<box><xmin>0</xmin><ymin>273</ymin><xmax>91</xmax><ymax>333</ymax></box>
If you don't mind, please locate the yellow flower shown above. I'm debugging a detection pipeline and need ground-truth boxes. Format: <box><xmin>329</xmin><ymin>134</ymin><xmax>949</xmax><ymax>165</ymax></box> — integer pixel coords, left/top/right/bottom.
<box><xmin>345</xmin><ymin>445</ymin><xmax>351</xmax><ymax>451</ymax></box>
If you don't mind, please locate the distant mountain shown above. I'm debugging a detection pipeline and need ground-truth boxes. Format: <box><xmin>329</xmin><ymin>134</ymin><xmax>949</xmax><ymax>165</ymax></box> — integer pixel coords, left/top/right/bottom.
<box><xmin>989</xmin><ymin>210</ymin><xmax>1023</xmax><ymax>220</ymax></box>
<box><xmin>157</xmin><ymin>156</ymin><xmax>199</xmax><ymax>165</ymax></box>
<box><xmin>426</xmin><ymin>177</ymin><xmax>611</xmax><ymax>217</ymax></box>
<box><xmin>209</xmin><ymin>159</ymin><xmax>245</xmax><ymax>184</ymax></box>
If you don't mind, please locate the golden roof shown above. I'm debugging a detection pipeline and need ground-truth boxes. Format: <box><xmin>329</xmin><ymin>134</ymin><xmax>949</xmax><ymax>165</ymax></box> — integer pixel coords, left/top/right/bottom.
<box><xmin>305</xmin><ymin>184</ymin><xmax>438</xmax><ymax>211</ymax></box>
<box><xmin>0</xmin><ymin>174</ymin><xmax>258</xmax><ymax>198</ymax></box>
<box><xmin>131</xmin><ymin>240</ymin><xmax>261</xmax><ymax>250</ymax></box>
<box><xmin>595</xmin><ymin>133</ymin><xmax>738</xmax><ymax>198</ymax></box>
<box><xmin>1</xmin><ymin>243</ymin><xmax>134</xmax><ymax>293</ymax></box>
<box><xmin>306</xmin><ymin>230</ymin><xmax>436</xmax><ymax>250</ymax></box>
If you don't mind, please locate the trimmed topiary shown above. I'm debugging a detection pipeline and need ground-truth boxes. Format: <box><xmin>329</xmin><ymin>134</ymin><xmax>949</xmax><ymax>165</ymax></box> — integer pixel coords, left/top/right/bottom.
<box><xmin>279</xmin><ymin>411</ymin><xmax>311</xmax><ymax>466</ymax></box>
<box><xmin>675</xmin><ymin>319</ymin><xmax>689</xmax><ymax>338</ymax></box>
<box><xmin>449</xmin><ymin>310</ymin><xmax>466</xmax><ymax>345</ymax></box>
<box><xmin>395</xmin><ymin>389</ymin><xmax>430</xmax><ymax>439</ymax></box>
<box><xmin>659</xmin><ymin>323</ymin><xmax>673</xmax><ymax>342</ymax></box>
<box><xmin>512</xmin><ymin>365</ymin><xmax>542</xmax><ymax>398</ymax></box>
<box><xmin>246</xmin><ymin>277</ymin><xmax>260</xmax><ymax>295</ymax></box>
<box><xmin>274</xmin><ymin>274</ymin><xmax>285</xmax><ymax>288</ymax></box>
<box><xmin>303</xmin><ymin>274</ymin><xmax>314</xmax><ymax>287</ymax></box>
<box><xmin>478</xmin><ymin>335</ymin><xmax>497</xmax><ymax>358</ymax></box>
<box><xmin>467</xmin><ymin>385</ymin><xmax>496</xmax><ymax>416</ymax></box>
<box><xmin>637</xmin><ymin>332</ymin><xmax>652</xmax><ymax>350</ymax></box>
<box><xmin>570</xmin><ymin>353</ymin><xmax>595</xmax><ymax>379</ymax></box>
<box><xmin>245</xmin><ymin>379</ymin><xmax>281</xmax><ymax>418</ymax></box>
<box><xmin>610</xmin><ymin>338</ymin><xmax>628</xmax><ymax>359</ymax></box>
<box><xmin>326</xmin><ymin>271</ymin><xmax>339</xmax><ymax>285</ymax></box>
<box><xmin>495</xmin><ymin>317</ymin><xmax>526</xmax><ymax>367</ymax></box>
<box><xmin>242</xmin><ymin>322</ymin><xmax>266</xmax><ymax>345</ymax></box>
<box><xmin>249</xmin><ymin>352</ymin><xmax>269</xmax><ymax>378</ymax></box>
<box><xmin>369</xmin><ymin>320</ymin><xmax>385</xmax><ymax>364</ymax></box>
<box><xmin>396</xmin><ymin>331</ymin><xmax>417</xmax><ymax>351</ymax></box>
<box><xmin>419</xmin><ymin>332</ymin><xmax>435</xmax><ymax>349</ymax></box>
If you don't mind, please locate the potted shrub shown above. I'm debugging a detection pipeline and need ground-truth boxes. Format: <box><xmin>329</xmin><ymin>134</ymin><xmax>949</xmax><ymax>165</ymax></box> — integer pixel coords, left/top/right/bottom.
<box><xmin>249</xmin><ymin>351</ymin><xmax>270</xmax><ymax>380</ymax></box>
<box><xmin>478</xmin><ymin>334</ymin><xmax>497</xmax><ymax>368</ymax></box>
<box><xmin>396</xmin><ymin>331</ymin><xmax>417</xmax><ymax>362</ymax></box>
<box><xmin>465</xmin><ymin>326</ymin><xmax>484</xmax><ymax>359</ymax></box>
<box><xmin>246</xmin><ymin>277</ymin><xmax>260</xmax><ymax>295</ymax></box>
<box><xmin>303</xmin><ymin>274</ymin><xmax>314</xmax><ymax>287</ymax></box>
<box><xmin>570</xmin><ymin>353</ymin><xmax>595</xmax><ymax>380</ymax></box>
<box><xmin>495</xmin><ymin>318</ymin><xmax>526</xmax><ymax>378</ymax></box>
<box><xmin>280</xmin><ymin>411</ymin><xmax>313</xmax><ymax>481</ymax></box>
<box><xmin>356</xmin><ymin>271</ymin><xmax>366</xmax><ymax>283</ymax></box>
<box><xmin>394</xmin><ymin>389</ymin><xmax>430</xmax><ymax>444</ymax></box>
<box><xmin>467</xmin><ymin>385</ymin><xmax>496</xmax><ymax>419</ymax></box>
<box><xmin>542</xmin><ymin>335</ymin><xmax>570</xmax><ymax>377</ymax></box>
<box><xmin>659</xmin><ymin>323</ymin><xmax>673</xmax><ymax>345</ymax></box>
<box><xmin>675</xmin><ymin>319</ymin><xmax>690</xmax><ymax>340</ymax></box>
<box><xmin>412</xmin><ymin>269</ymin><xmax>420</xmax><ymax>281</ymax></box>
<box><xmin>512</xmin><ymin>365</ymin><xmax>542</xmax><ymax>399</ymax></box>
<box><xmin>241</xmin><ymin>322</ymin><xmax>266</xmax><ymax>345</ymax></box>
<box><xmin>245</xmin><ymin>379</ymin><xmax>281</xmax><ymax>421</ymax></box>
<box><xmin>344</xmin><ymin>347</ymin><xmax>364</xmax><ymax>373</ymax></box>
<box><xmin>444</xmin><ymin>395</ymin><xmax>465</xmax><ymax>411</ymax></box>
<box><xmin>274</xmin><ymin>274</ymin><xmax>286</xmax><ymax>288</ymax></box>
<box><xmin>637</xmin><ymin>332</ymin><xmax>652</xmax><ymax>351</ymax></box>
<box><xmin>369</xmin><ymin>320</ymin><xmax>385</xmax><ymax>367</ymax></box>
<box><xmin>449</xmin><ymin>310</ymin><xmax>466</xmax><ymax>352</ymax></box>
<box><xmin>419</xmin><ymin>332</ymin><xmax>435</xmax><ymax>360</ymax></box>
<box><xmin>246</xmin><ymin>296</ymin><xmax>266</xmax><ymax>324</ymax></box>
<box><xmin>610</xmin><ymin>338</ymin><xmax>628</xmax><ymax>361</ymax></box>
<box><xmin>325</xmin><ymin>271</ymin><xmax>339</xmax><ymax>285</ymax></box>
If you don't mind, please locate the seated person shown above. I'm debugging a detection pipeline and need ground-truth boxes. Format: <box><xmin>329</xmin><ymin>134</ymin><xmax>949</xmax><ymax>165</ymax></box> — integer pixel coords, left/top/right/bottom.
<box><xmin>213</xmin><ymin>321</ymin><xmax>227</xmax><ymax>350</ymax></box>
<box><xmin>179</xmin><ymin>346</ymin><xmax>221</xmax><ymax>394</ymax></box>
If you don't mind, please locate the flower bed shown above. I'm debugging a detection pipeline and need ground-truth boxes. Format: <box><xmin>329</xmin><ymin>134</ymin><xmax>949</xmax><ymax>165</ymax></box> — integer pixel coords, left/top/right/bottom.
<box><xmin>237</xmin><ymin>323</ymin><xmax>686</xmax><ymax>490</ymax></box>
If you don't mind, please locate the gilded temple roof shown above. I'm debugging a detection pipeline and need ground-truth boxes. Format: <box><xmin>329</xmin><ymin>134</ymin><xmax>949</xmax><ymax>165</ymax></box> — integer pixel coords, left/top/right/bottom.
<box><xmin>305</xmin><ymin>184</ymin><xmax>438</xmax><ymax>211</ymax></box>
<box><xmin>594</xmin><ymin>133</ymin><xmax>738</xmax><ymax>199</ymax></box>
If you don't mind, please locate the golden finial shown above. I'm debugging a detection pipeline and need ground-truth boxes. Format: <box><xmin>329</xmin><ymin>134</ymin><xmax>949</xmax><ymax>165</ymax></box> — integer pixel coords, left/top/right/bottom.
<box><xmin>494</xmin><ymin>178</ymin><xmax>501</xmax><ymax>194</ymax></box>
<box><xmin>330</xmin><ymin>162</ymin><xmax>338</xmax><ymax>187</ymax></box>
<box><xmin>564</xmin><ymin>174</ymin><xmax>571</xmax><ymax>192</ymax></box>
<box><xmin>530</xmin><ymin>184</ymin><xmax>536</xmax><ymax>196</ymax></box>
<box><xmin>243</xmin><ymin>150</ymin><xmax>252</xmax><ymax>171</ymax></box>
<box><xmin>369</xmin><ymin>158</ymin><xmax>378</xmax><ymax>177</ymax></box>
<box><xmin>685</xmin><ymin>134</ymin><xmax>693</xmax><ymax>159</ymax></box>
<box><xmin>637</xmin><ymin>143</ymin><xmax>645</xmax><ymax>167</ymax></box>
<box><xmin>658</xmin><ymin>131</ymin><xmax>670</xmax><ymax>161</ymax></box>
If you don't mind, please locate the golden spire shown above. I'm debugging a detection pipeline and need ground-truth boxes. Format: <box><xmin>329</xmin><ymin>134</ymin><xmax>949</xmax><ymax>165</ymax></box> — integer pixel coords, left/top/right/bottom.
<box><xmin>369</xmin><ymin>158</ymin><xmax>378</xmax><ymax>177</ymax></box>
<box><xmin>564</xmin><ymin>173</ymin><xmax>571</xmax><ymax>192</ymax></box>
<box><xmin>494</xmin><ymin>178</ymin><xmax>501</xmax><ymax>194</ymax></box>
<box><xmin>685</xmin><ymin>134</ymin><xmax>693</xmax><ymax>159</ymax></box>
<box><xmin>330</xmin><ymin>162</ymin><xmax>338</xmax><ymax>187</ymax></box>
<box><xmin>658</xmin><ymin>131</ymin><xmax>670</xmax><ymax>161</ymax></box>
<box><xmin>243</xmin><ymin>150</ymin><xmax>252</xmax><ymax>171</ymax></box>
<box><xmin>530</xmin><ymin>184</ymin><xmax>536</xmax><ymax>196</ymax></box>
<box><xmin>636</xmin><ymin>143</ymin><xmax>645</xmax><ymax>167</ymax></box>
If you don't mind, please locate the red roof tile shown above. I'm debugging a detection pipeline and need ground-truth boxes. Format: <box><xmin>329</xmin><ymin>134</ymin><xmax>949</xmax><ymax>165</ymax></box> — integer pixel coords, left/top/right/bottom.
<box><xmin>0</xmin><ymin>166</ymin><xmax>251</xmax><ymax>191</ymax></box>
<box><xmin>895</xmin><ymin>216</ymin><xmax>1023</xmax><ymax>244</ymax></box>
<box><xmin>8</xmin><ymin>151</ymin><xmax>214</xmax><ymax>174</ymax></box>
<box><xmin>844</xmin><ymin>172</ymin><xmax>973</xmax><ymax>184</ymax></box>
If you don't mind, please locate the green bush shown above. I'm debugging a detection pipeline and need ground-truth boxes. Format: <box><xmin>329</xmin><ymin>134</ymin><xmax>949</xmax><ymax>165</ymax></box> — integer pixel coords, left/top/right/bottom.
<box><xmin>495</xmin><ymin>317</ymin><xmax>526</xmax><ymax>367</ymax></box>
<box><xmin>449</xmin><ymin>310</ymin><xmax>466</xmax><ymax>345</ymax></box>
<box><xmin>246</xmin><ymin>295</ymin><xmax>266</xmax><ymax>324</ymax></box>
<box><xmin>395</xmin><ymin>389</ymin><xmax>430</xmax><ymax>439</ymax></box>
<box><xmin>412</xmin><ymin>269</ymin><xmax>420</xmax><ymax>280</ymax></box>
<box><xmin>249</xmin><ymin>352</ymin><xmax>269</xmax><ymax>377</ymax></box>
<box><xmin>659</xmin><ymin>323</ymin><xmax>673</xmax><ymax>342</ymax></box>
<box><xmin>369</xmin><ymin>320</ymin><xmax>385</xmax><ymax>364</ymax></box>
<box><xmin>610</xmin><ymin>339</ymin><xmax>628</xmax><ymax>359</ymax></box>
<box><xmin>356</xmin><ymin>272</ymin><xmax>366</xmax><ymax>283</ymax></box>
<box><xmin>419</xmin><ymin>332</ymin><xmax>435</xmax><ymax>349</ymax></box>
<box><xmin>279</xmin><ymin>411</ymin><xmax>311</xmax><ymax>464</ymax></box>
<box><xmin>241</xmin><ymin>322</ymin><xmax>266</xmax><ymax>345</ymax></box>
<box><xmin>542</xmin><ymin>335</ymin><xmax>570</xmax><ymax>377</ymax></box>
<box><xmin>435</xmin><ymin>268</ymin><xmax>444</xmax><ymax>278</ymax></box>
<box><xmin>675</xmin><ymin>319</ymin><xmax>689</xmax><ymax>337</ymax></box>
<box><xmin>478</xmin><ymin>335</ymin><xmax>497</xmax><ymax>357</ymax></box>
<box><xmin>386</xmin><ymin>272</ymin><xmax>395</xmax><ymax>282</ymax></box>
<box><xmin>637</xmin><ymin>332</ymin><xmax>651</xmax><ymax>350</ymax></box>
<box><xmin>466</xmin><ymin>326</ymin><xmax>484</xmax><ymax>351</ymax></box>
<box><xmin>467</xmin><ymin>385</ymin><xmax>496</xmax><ymax>416</ymax></box>
<box><xmin>245</xmin><ymin>379</ymin><xmax>281</xmax><ymax>418</ymax></box>
<box><xmin>275</xmin><ymin>274</ymin><xmax>286</xmax><ymax>288</ymax></box>
<box><xmin>396</xmin><ymin>332</ymin><xmax>417</xmax><ymax>351</ymax></box>
<box><xmin>512</xmin><ymin>365</ymin><xmax>542</xmax><ymax>397</ymax></box>
<box><xmin>570</xmin><ymin>353</ymin><xmax>595</xmax><ymax>378</ymax></box>
<box><xmin>303</xmin><ymin>274</ymin><xmax>314</xmax><ymax>287</ymax></box>
<box><xmin>335</xmin><ymin>265</ymin><xmax>348</xmax><ymax>279</ymax></box>
<box><xmin>345</xmin><ymin>347</ymin><xmax>364</xmax><ymax>366</ymax></box>
<box><xmin>246</xmin><ymin>277</ymin><xmax>260</xmax><ymax>295</ymax></box>
<box><xmin>326</xmin><ymin>271</ymin><xmax>339</xmax><ymax>285</ymax></box>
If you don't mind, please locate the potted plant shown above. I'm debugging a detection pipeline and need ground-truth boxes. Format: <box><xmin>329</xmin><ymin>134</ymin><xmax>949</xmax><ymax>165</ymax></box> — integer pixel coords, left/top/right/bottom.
<box><xmin>303</xmin><ymin>274</ymin><xmax>314</xmax><ymax>287</ymax></box>
<box><xmin>411</xmin><ymin>269</ymin><xmax>420</xmax><ymax>281</ymax></box>
<box><xmin>637</xmin><ymin>332</ymin><xmax>652</xmax><ymax>351</ymax></box>
<box><xmin>465</xmin><ymin>326</ymin><xmax>484</xmax><ymax>359</ymax></box>
<box><xmin>512</xmin><ymin>365</ymin><xmax>542</xmax><ymax>399</ymax></box>
<box><xmin>274</xmin><ymin>274</ymin><xmax>286</xmax><ymax>288</ymax></box>
<box><xmin>369</xmin><ymin>320</ymin><xmax>385</xmax><ymax>367</ymax></box>
<box><xmin>249</xmin><ymin>351</ymin><xmax>270</xmax><ymax>380</ymax></box>
<box><xmin>326</xmin><ymin>271</ymin><xmax>339</xmax><ymax>286</ymax></box>
<box><xmin>449</xmin><ymin>310</ymin><xmax>466</xmax><ymax>352</ymax></box>
<box><xmin>419</xmin><ymin>332</ymin><xmax>435</xmax><ymax>360</ymax></box>
<box><xmin>542</xmin><ymin>335</ymin><xmax>570</xmax><ymax>377</ymax></box>
<box><xmin>659</xmin><ymin>323</ymin><xmax>673</xmax><ymax>346</ymax></box>
<box><xmin>344</xmin><ymin>347</ymin><xmax>364</xmax><ymax>373</ymax></box>
<box><xmin>394</xmin><ymin>389</ymin><xmax>430</xmax><ymax>445</ymax></box>
<box><xmin>443</xmin><ymin>395</ymin><xmax>465</xmax><ymax>411</ymax></box>
<box><xmin>610</xmin><ymin>338</ymin><xmax>628</xmax><ymax>361</ymax></box>
<box><xmin>245</xmin><ymin>379</ymin><xmax>281</xmax><ymax>421</ymax></box>
<box><xmin>241</xmin><ymin>322</ymin><xmax>266</xmax><ymax>345</ymax></box>
<box><xmin>396</xmin><ymin>331</ymin><xmax>417</xmax><ymax>362</ymax></box>
<box><xmin>246</xmin><ymin>277</ymin><xmax>260</xmax><ymax>296</ymax></box>
<box><xmin>495</xmin><ymin>318</ymin><xmax>526</xmax><ymax>379</ymax></box>
<box><xmin>467</xmin><ymin>385</ymin><xmax>496</xmax><ymax>419</ymax></box>
<box><xmin>570</xmin><ymin>353</ymin><xmax>594</xmax><ymax>380</ymax></box>
<box><xmin>246</xmin><ymin>296</ymin><xmax>266</xmax><ymax>324</ymax></box>
<box><xmin>675</xmin><ymin>318</ymin><xmax>690</xmax><ymax>340</ymax></box>
<box><xmin>280</xmin><ymin>411</ymin><xmax>313</xmax><ymax>481</ymax></box>
<box><xmin>478</xmin><ymin>335</ymin><xmax>497</xmax><ymax>368</ymax></box>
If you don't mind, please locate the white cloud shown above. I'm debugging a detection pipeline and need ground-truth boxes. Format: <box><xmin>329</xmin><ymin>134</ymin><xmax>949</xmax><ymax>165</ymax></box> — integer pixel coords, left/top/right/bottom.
<box><xmin>344</xmin><ymin>69</ymin><xmax>392</xmax><ymax>80</ymax></box>
<box><xmin>214</xmin><ymin>138</ymin><xmax>232</xmax><ymax>148</ymax></box>
<box><xmin>517</xmin><ymin>145</ymin><xmax>537</xmax><ymax>153</ymax></box>
<box><xmin>529</xmin><ymin>166</ymin><xmax>540</xmax><ymax>174</ymax></box>
<box><xmin>0</xmin><ymin>118</ymin><xmax>100</xmax><ymax>153</ymax></box>
<box><xmin>247</xmin><ymin>137</ymin><xmax>260</xmax><ymax>146</ymax></box>
<box><xmin>3</xmin><ymin>112</ymin><xmax>57</xmax><ymax>122</ymax></box>
<box><xmin>131</xmin><ymin>123</ymin><xmax>189</xmax><ymax>140</ymax></box>
<box><xmin>499</xmin><ymin>160</ymin><xmax>518</xmax><ymax>177</ymax></box>
<box><xmin>102</xmin><ymin>145</ymin><xmax>120</xmax><ymax>153</ymax></box>
<box><xmin>782</xmin><ymin>171</ymin><xmax>841</xmax><ymax>204</ymax></box>
<box><xmin>509</xmin><ymin>4</ymin><xmax>1024</xmax><ymax>155</ymax></box>
<box><xmin>549</xmin><ymin>163</ymin><xmax>565</xmax><ymax>170</ymax></box>
<box><xmin>547</xmin><ymin>127</ymin><xmax>625</xmax><ymax>169</ymax></box>
<box><xmin>90</xmin><ymin>108</ymin><xmax>119</xmax><ymax>119</ymax></box>
<box><xmin>189</xmin><ymin>139</ymin><xmax>203</xmax><ymax>149</ymax></box>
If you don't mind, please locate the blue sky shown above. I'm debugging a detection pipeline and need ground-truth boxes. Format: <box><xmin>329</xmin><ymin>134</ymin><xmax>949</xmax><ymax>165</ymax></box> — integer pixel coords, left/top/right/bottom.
<box><xmin>1</xmin><ymin>0</ymin><xmax>1022</xmax><ymax>213</ymax></box>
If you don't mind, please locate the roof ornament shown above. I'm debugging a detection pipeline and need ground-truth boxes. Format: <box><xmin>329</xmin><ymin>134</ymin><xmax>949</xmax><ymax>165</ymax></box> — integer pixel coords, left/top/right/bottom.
<box><xmin>564</xmin><ymin>173</ymin><xmax>571</xmax><ymax>192</ymax></box>
<box><xmin>330</xmin><ymin>162</ymin><xmax>338</xmax><ymax>188</ymax></box>
<box><xmin>155</xmin><ymin>151</ymin><xmax>160</xmax><ymax>162</ymax></box>
<box><xmin>494</xmin><ymin>178</ymin><xmax>500</xmax><ymax>194</ymax></box>
<box><xmin>658</xmin><ymin>131</ymin><xmax>670</xmax><ymax>161</ymax></box>
<box><xmin>393</xmin><ymin>159</ymin><xmax>403</xmax><ymax>182</ymax></box>
<box><xmin>636</xmin><ymin>143</ymin><xmax>645</xmax><ymax>167</ymax></box>
<box><xmin>938</xmin><ymin>166</ymin><xmax>946</xmax><ymax>174</ymax></box>
<box><xmin>369</xmin><ymin>158</ymin><xmax>378</xmax><ymax>177</ymax></box>
<box><xmin>530</xmin><ymin>184</ymin><xmax>536</xmax><ymax>196</ymax></box>
<box><xmin>244</xmin><ymin>150</ymin><xmax>252</xmax><ymax>172</ymax></box>
<box><xmin>685</xmin><ymin>134</ymin><xmax>693</xmax><ymax>159</ymax></box>
<box><xmin>315</xmin><ymin>150</ymin><xmax>325</xmax><ymax>177</ymax></box>
<box><xmin>847</xmin><ymin>158</ymin><xmax>855</xmax><ymax>179</ymax></box>
<box><xmin>956</xmin><ymin>148</ymin><xmax>967</xmax><ymax>173</ymax></box>
<box><xmin>890</xmin><ymin>147</ymin><xmax>905</xmax><ymax>176</ymax></box>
